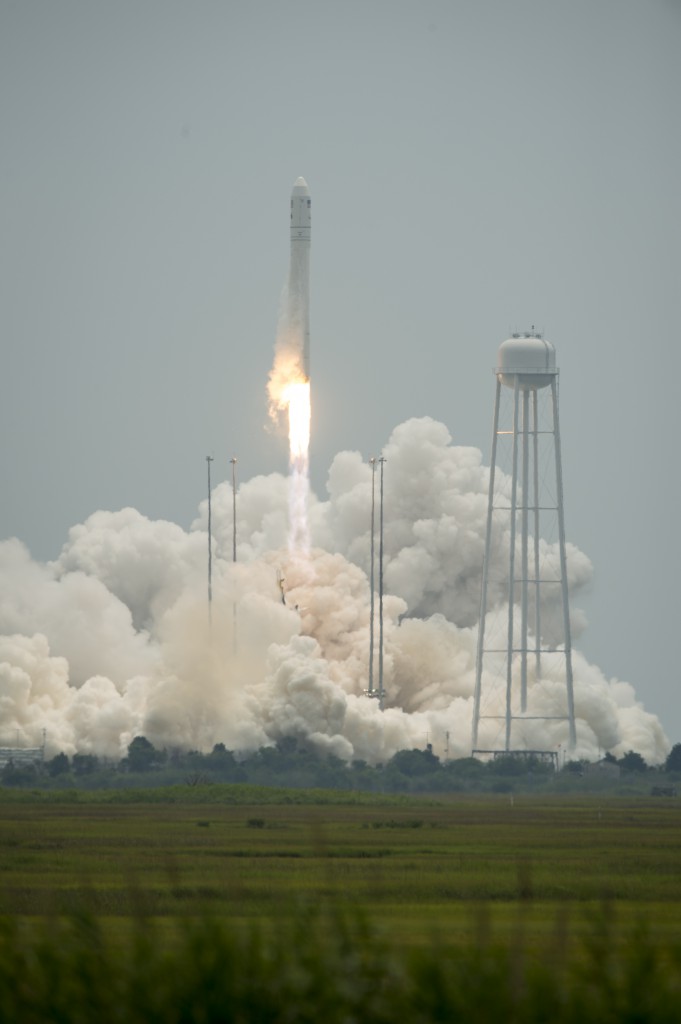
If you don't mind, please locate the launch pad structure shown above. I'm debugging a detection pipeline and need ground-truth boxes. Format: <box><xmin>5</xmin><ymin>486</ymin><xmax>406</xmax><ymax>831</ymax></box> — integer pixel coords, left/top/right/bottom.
<box><xmin>472</xmin><ymin>330</ymin><xmax>577</xmax><ymax>755</ymax></box>
<box><xmin>474</xmin><ymin>749</ymin><xmax>560</xmax><ymax>771</ymax></box>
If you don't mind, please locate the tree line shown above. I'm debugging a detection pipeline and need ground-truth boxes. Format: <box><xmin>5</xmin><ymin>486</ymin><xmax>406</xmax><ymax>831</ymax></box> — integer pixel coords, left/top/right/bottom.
<box><xmin>3</xmin><ymin>737</ymin><xmax>681</xmax><ymax>794</ymax></box>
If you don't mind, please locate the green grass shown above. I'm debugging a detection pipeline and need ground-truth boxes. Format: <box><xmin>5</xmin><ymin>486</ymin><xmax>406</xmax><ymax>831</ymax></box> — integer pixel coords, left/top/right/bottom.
<box><xmin>2</xmin><ymin>792</ymin><xmax>681</xmax><ymax>916</ymax></box>
<box><xmin>0</xmin><ymin>782</ymin><xmax>423</xmax><ymax>805</ymax></box>
<box><xmin>2</xmin><ymin>789</ymin><xmax>681</xmax><ymax>1019</ymax></box>
<box><xmin>2</xmin><ymin>902</ymin><xmax>681</xmax><ymax>1022</ymax></box>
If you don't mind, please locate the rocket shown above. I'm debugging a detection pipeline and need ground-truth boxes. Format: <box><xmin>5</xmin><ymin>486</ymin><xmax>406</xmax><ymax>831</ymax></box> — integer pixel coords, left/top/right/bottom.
<box><xmin>289</xmin><ymin>177</ymin><xmax>311</xmax><ymax>381</ymax></box>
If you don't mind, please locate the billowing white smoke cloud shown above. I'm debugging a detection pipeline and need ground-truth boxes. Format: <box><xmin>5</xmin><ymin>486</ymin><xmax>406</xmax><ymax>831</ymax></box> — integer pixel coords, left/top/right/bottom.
<box><xmin>0</xmin><ymin>418</ymin><xmax>668</xmax><ymax>764</ymax></box>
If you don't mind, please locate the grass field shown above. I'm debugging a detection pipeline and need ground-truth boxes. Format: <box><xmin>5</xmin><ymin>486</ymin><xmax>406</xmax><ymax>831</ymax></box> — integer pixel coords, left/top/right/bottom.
<box><xmin>2</xmin><ymin>787</ymin><xmax>681</xmax><ymax>1020</ymax></box>
<box><xmin>2</xmin><ymin>789</ymin><xmax>680</xmax><ymax>931</ymax></box>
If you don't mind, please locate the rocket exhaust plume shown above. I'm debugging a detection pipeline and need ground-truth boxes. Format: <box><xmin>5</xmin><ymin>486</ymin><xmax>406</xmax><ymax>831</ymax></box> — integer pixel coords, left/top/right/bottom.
<box><xmin>268</xmin><ymin>177</ymin><xmax>312</xmax><ymax>554</ymax></box>
<box><xmin>0</xmin><ymin>416</ymin><xmax>669</xmax><ymax>765</ymax></box>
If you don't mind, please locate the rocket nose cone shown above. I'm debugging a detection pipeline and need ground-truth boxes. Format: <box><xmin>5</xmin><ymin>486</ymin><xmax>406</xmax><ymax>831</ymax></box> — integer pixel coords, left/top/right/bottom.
<box><xmin>291</xmin><ymin>176</ymin><xmax>310</xmax><ymax>196</ymax></box>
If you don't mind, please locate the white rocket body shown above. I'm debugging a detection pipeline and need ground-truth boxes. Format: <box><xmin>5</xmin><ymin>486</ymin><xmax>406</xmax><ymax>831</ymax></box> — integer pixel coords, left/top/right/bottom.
<box><xmin>289</xmin><ymin>177</ymin><xmax>311</xmax><ymax>381</ymax></box>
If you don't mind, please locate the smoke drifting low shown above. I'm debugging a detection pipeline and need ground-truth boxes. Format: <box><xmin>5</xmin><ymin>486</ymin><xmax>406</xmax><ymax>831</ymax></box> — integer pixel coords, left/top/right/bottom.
<box><xmin>0</xmin><ymin>418</ymin><xmax>668</xmax><ymax>764</ymax></box>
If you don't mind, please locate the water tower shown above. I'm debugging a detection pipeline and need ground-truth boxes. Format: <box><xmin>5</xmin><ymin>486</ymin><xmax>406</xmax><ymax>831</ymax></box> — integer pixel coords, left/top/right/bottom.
<box><xmin>471</xmin><ymin>330</ymin><xmax>577</xmax><ymax>755</ymax></box>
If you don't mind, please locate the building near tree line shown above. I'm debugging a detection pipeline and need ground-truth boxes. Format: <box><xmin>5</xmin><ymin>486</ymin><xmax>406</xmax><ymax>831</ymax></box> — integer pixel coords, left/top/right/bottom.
<box><xmin>0</xmin><ymin>746</ymin><xmax>44</xmax><ymax>770</ymax></box>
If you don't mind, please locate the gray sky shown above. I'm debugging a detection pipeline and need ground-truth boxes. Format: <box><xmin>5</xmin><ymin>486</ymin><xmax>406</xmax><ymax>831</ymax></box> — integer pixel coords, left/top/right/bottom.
<box><xmin>2</xmin><ymin>0</ymin><xmax>680</xmax><ymax>740</ymax></box>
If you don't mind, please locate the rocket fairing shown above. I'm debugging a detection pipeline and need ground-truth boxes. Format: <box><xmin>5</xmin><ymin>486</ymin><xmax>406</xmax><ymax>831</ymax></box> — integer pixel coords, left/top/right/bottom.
<box><xmin>289</xmin><ymin>176</ymin><xmax>311</xmax><ymax>381</ymax></box>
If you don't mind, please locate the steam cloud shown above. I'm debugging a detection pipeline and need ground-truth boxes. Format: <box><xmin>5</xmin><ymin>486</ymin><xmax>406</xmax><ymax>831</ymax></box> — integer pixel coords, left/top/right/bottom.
<box><xmin>0</xmin><ymin>417</ymin><xmax>668</xmax><ymax>764</ymax></box>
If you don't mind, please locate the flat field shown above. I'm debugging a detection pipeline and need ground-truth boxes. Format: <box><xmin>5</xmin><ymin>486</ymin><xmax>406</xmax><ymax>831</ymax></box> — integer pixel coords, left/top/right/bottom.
<box><xmin>3</xmin><ymin>788</ymin><xmax>681</xmax><ymax>1021</ymax></box>
<box><xmin>1</xmin><ymin>788</ymin><xmax>680</xmax><ymax>949</ymax></box>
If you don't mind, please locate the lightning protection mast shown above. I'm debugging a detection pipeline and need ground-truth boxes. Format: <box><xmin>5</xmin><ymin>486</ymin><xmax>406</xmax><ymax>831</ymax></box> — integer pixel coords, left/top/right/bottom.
<box><xmin>206</xmin><ymin>456</ymin><xmax>214</xmax><ymax>625</ymax></box>
<box><xmin>378</xmin><ymin>456</ymin><xmax>386</xmax><ymax>711</ymax></box>
<box><xmin>230</xmin><ymin>456</ymin><xmax>238</xmax><ymax>654</ymax></box>
<box><xmin>368</xmin><ymin>457</ymin><xmax>377</xmax><ymax>696</ymax></box>
<box><xmin>230</xmin><ymin>457</ymin><xmax>238</xmax><ymax>564</ymax></box>
<box><xmin>472</xmin><ymin>330</ymin><xmax>576</xmax><ymax>758</ymax></box>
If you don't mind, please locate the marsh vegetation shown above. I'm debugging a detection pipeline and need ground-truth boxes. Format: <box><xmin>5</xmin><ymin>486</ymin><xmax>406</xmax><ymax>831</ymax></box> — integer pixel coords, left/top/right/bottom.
<box><xmin>2</xmin><ymin>790</ymin><xmax>681</xmax><ymax>1020</ymax></box>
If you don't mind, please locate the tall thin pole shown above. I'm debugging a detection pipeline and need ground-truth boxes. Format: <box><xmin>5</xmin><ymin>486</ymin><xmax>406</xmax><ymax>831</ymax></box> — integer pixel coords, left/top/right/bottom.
<box><xmin>368</xmin><ymin>457</ymin><xmax>376</xmax><ymax>695</ymax></box>
<box><xmin>206</xmin><ymin>456</ymin><xmax>214</xmax><ymax>624</ymax></box>
<box><xmin>550</xmin><ymin>379</ymin><xmax>577</xmax><ymax>750</ymax></box>
<box><xmin>472</xmin><ymin>378</ymin><xmax>502</xmax><ymax>750</ymax></box>
<box><xmin>378</xmin><ymin>456</ymin><xmax>386</xmax><ymax>710</ymax></box>
<box><xmin>230</xmin><ymin>457</ymin><xmax>238</xmax><ymax>563</ymax></box>
<box><xmin>230</xmin><ymin>456</ymin><xmax>238</xmax><ymax>654</ymax></box>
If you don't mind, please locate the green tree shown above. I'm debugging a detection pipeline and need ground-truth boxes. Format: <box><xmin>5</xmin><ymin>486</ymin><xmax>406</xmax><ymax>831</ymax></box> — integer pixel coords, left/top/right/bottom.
<box><xmin>126</xmin><ymin>736</ymin><xmax>159</xmax><ymax>772</ymax></box>
<box><xmin>208</xmin><ymin>743</ymin><xmax>236</xmax><ymax>769</ymax></box>
<box><xmin>446</xmin><ymin>757</ymin><xmax>486</xmax><ymax>779</ymax></box>
<box><xmin>665</xmin><ymin>743</ymin><xmax>681</xmax><ymax>773</ymax></box>
<box><xmin>1</xmin><ymin>761</ymin><xmax>38</xmax><ymax>786</ymax></box>
<box><xmin>488</xmin><ymin>755</ymin><xmax>527</xmax><ymax>777</ymax></box>
<box><xmin>389</xmin><ymin>747</ymin><xmax>440</xmax><ymax>777</ymax></box>
<box><xmin>48</xmin><ymin>752</ymin><xmax>70</xmax><ymax>776</ymax></box>
<box><xmin>619</xmin><ymin>750</ymin><xmax>647</xmax><ymax>773</ymax></box>
<box><xmin>72</xmin><ymin>753</ymin><xmax>99</xmax><ymax>776</ymax></box>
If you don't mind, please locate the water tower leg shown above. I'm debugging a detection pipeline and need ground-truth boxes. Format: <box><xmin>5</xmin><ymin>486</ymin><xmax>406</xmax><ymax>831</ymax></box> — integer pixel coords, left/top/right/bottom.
<box><xmin>505</xmin><ymin>376</ymin><xmax>521</xmax><ymax>751</ymax></box>
<box><xmin>532</xmin><ymin>389</ymin><xmax>542</xmax><ymax>681</ymax></box>
<box><xmin>472</xmin><ymin>379</ymin><xmax>501</xmax><ymax>750</ymax></box>
<box><xmin>551</xmin><ymin>379</ymin><xmax>577</xmax><ymax>750</ymax></box>
<box><xmin>520</xmin><ymin>388</ymin><xmax>530</xmax><ymax>712</ymax></box>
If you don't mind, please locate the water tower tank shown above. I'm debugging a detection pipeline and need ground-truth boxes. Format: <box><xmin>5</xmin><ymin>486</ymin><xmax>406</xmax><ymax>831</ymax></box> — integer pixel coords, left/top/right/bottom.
<box><xmin>497</xmin><ymin>330</ymin><xmax>556</xmax><ymax>389</ymax></box>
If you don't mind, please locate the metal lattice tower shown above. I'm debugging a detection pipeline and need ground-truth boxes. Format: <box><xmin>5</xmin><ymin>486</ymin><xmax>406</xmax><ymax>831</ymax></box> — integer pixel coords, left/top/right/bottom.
<box><xmin>472</xmin><ymin>330</ymin><xmax>577</xmax><ymax>755</ymax></box>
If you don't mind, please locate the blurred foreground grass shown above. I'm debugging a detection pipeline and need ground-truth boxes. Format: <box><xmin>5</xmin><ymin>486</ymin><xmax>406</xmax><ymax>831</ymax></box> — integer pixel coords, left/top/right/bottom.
<box><xmin>2</xmin><ymin>902</ymin><xmax>681</xmax><ymax>1022</ymax></box>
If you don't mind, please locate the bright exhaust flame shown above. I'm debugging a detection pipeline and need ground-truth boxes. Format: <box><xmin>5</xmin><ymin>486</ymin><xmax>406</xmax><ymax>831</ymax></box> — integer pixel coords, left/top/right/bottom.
<box><xmin>268</xmin><ymin>364</ymin><xmax>311</xmax><ymax>555</ymax></box>
<box><xmin>285</xmin><ymin>380</ymin><xmax>311</xmax><ymax>460</ymax></box>
<box><xmin>286</xmin><ymin>379</ymin><xmax>311</xmax><ymax>554</ymax></box>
